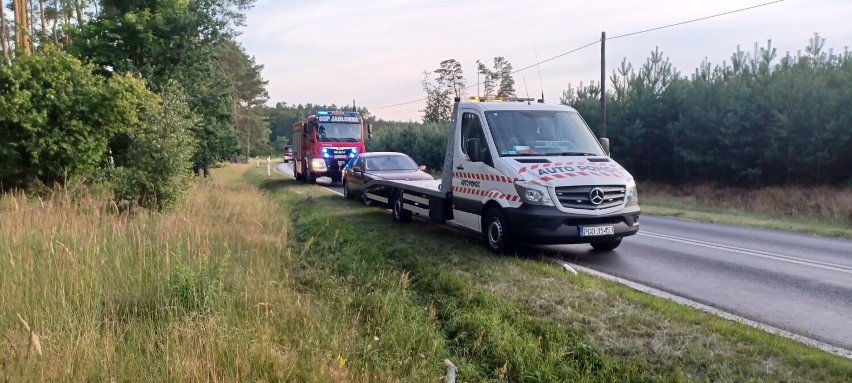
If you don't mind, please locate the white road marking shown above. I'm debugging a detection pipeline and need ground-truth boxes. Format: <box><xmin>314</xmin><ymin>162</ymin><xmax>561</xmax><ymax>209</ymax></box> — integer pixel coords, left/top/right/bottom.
<box><xmin>549</xmin><ymin>258</ymin><xmax>852</xmax><ymax>360</ymax></box>
<box><xmin>639</xmin><ymin>231</ymin><xmax>852</xmax><ymax>275</ymax></box>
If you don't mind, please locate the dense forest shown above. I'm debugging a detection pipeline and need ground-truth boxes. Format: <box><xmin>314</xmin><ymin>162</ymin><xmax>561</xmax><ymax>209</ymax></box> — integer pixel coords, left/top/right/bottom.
<box><xmin>0</xmin><ymin>0</ymin><xmax>267</xmax><ymax>209</ymax></box>
<box><xmin>565</xmin><ymin>35</ymin><xmax>851</xmax><ymax>187</ymax></box>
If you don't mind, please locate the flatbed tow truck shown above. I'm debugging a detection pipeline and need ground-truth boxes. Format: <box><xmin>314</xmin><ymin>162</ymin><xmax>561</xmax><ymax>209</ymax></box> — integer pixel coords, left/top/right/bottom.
<box><xmin>364</xmin><ymin>97</ymin><xmax>640</xmax><ymax>253</ymax></box>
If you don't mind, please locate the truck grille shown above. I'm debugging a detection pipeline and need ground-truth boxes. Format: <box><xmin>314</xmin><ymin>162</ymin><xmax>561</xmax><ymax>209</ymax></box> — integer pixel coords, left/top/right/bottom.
<box><xmin>554</xmin><ymin>185</ymin><xmax>625</xmax><ymax>210</ymax></box>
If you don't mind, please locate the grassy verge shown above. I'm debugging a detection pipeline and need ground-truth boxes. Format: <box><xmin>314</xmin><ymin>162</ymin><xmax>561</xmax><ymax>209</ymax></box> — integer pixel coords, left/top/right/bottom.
<box><xmin>2</xmin><ymin>165</ymin><xmax>850</xmax><ymax>382</ymax></box>
<box><xmin>249</xmin><ymin>167</ymin><xmax>850</xmax><ymax>381</ymax></box>
<box><xmin>640</xmin><ymin>183</ymin><xmax>852</xmax><ymax>239</ymax></box>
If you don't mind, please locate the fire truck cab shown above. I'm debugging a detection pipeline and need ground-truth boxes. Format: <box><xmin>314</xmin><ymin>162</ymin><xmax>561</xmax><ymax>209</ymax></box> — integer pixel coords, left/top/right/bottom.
<box><xmin>292</xmin><ymin>111</ymin><xmax>369</xmax><ymax>184</ymax></box>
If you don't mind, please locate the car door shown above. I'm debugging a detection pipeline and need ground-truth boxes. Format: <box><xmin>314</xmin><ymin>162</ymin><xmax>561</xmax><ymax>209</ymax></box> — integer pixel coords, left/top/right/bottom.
<box><xmin>351</xmin><ymin>156</ymin><xmax>367</xmax><ymax>196</ymax></box>
<box><xmin>451</xmin><ymin>110</ymin><xmax>494</xmax><ymax>231</ymax></box>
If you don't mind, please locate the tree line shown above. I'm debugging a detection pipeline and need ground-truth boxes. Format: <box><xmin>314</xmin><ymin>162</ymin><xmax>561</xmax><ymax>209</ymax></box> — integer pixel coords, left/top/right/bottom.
<box><xmin>1</xmin><ymin>0</ymin><xmax>268</xmax><ymax>210</ymax></box>
<box><xmin>565</xmin><ymin>34</ymin><xmax>851</xmax><ymax>187</ymax></box>
<box><xmin>369</xmin><ymin>35</ymin><xmax>851</xmax><ymax>187</ymax></box>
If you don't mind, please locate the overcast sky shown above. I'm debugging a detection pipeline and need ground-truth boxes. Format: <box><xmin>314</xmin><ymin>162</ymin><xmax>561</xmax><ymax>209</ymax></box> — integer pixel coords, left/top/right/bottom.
<box><xmin>238</xmin><ymin>0</ymin><xmax>852</xmax><ymax>122</ymax></box>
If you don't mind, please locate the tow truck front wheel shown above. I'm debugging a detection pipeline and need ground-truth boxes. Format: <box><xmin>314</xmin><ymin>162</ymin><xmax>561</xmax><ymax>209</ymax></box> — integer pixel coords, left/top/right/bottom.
<box><xmin>590</xmin><ymin>239</ymin><xmax>622</xmax><ymax>252</ymax></box>
<box><xmin>392</xmin><ymin>193</ymin><xmax>412</xmax><ymax>223</ymax></box>
<box><xmin>484</xmin><ymin>208</ymin><xmax>515</xmax><ymax>254</ymax></box>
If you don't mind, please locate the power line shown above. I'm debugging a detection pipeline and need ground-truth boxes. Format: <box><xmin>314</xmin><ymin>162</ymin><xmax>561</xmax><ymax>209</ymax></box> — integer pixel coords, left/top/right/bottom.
<box><xmin>369</xmin><ymin>0</ymin><xmax>784</xmax><ymax>111</ymax></box>
<box><xmin>609</xmin><ymin>0</ymin><xmax>785</xmax><ymax>41</ymax></box>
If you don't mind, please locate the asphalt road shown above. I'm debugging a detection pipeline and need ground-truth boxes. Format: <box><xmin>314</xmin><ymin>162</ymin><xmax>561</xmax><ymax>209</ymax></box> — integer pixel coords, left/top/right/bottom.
<box><xmin>275</xmin><ymin>161</ymin><xmax>852</xmax><ymax>353</ymax></box>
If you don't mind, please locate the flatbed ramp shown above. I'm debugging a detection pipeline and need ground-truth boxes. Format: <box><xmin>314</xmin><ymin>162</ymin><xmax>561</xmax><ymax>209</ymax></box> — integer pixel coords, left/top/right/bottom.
<box><xmin>363</xmin><ymin>179</ymin><xmax>452</xmax><ymax>222</ymax></box>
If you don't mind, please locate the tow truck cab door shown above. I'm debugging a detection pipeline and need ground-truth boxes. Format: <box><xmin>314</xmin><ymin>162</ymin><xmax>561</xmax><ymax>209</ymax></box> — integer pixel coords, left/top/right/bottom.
<box><xmin>452</xmin><ymin>110</ymin><xmax>494</xmax><ymax>232</ymax></box>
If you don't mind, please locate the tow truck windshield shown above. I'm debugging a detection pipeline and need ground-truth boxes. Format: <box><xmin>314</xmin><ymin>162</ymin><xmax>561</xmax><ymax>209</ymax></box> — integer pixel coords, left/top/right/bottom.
<box><xmin>485</xmin><ymin>110</ymin><xmax>605</xmax><ymax>157</ymax></box>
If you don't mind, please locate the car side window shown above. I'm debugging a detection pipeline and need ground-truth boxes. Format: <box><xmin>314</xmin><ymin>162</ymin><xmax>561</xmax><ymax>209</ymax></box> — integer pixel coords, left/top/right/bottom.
<box><xmin>358</xmin><ymin>157</ymin><xmax>366</xmax><ymax>171</ymax></box>
<box><xmin>460</xmin><ymin>112</ymin><xmax>493</xmax><ymax>166</ymax></box>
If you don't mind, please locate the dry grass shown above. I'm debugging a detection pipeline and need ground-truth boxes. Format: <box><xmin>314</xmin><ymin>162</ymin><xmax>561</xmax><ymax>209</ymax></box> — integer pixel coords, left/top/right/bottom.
<box><xmin>0</xmin><ymin>164</ymin><xmax>439</xmax><ymax>381</ymax></box>
<box><xmin>640</xmin><ymin>183</ymin><xmax>852</xmax><ymax>237</ymax></box>
<box><xmin>641</xmin><ymin>183</ymin><xmax>852</xmax><ymax>221</ymax></box>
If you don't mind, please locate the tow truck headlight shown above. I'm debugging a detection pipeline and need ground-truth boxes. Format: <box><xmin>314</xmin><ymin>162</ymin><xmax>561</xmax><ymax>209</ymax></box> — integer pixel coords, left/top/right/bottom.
<box><xmin>514</xmin><ymin>182</ymin><xmax>554</xmax><ymax>206</ymax></box>
<box><xmin>625</xmin><ymin>183</ymin><xmax>639</xmax><ymax>205</ymax></box>
<box><xmin>310</xmin><ymin>158</ymin><xmax>327</xmax><ymax>171</ymax></box>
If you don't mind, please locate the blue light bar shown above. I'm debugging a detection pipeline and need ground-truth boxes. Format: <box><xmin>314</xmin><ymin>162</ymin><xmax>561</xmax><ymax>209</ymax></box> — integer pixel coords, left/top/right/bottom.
<box><xmin>315</xmin><ymin>111</ymin><xmax>331</xmax><ymax>116</ymax></box>
<box><xmin>344</xmin><ymin>111</ymin><xmax>358</xmax><ymax>117</ymax></box>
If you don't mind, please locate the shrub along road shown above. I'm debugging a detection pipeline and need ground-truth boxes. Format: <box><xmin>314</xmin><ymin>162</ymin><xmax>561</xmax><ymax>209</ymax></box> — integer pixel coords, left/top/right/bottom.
<box><xmin>277</xmin><ymin>161</ymin><xmax>852</xmax><ymax>356</ymax></box>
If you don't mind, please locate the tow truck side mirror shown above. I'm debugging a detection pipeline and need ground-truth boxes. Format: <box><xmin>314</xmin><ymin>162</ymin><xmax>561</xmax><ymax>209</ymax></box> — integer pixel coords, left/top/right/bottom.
<box><xmin>599</xmin><ymin>137</ymin><xmax>610</xmax><ymax>156</ymax></box>
<box><xmin>466</xmin><ymin>138</ymin><xmax>481</xmax><ymax>162</ymax></box>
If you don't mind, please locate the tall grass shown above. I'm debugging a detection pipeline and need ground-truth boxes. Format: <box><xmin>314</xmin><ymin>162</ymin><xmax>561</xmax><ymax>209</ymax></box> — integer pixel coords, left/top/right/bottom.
<box><xmin>640</xmin><ymin>183</ymin><xmax>852</xmax><ymax>238</ymax></box>
<box><xmin>4</xmin><ymin>165</ymin><xmax>850</xmax><ymax>382</ymax></box>
<box><xmin>0</xmin><ymin>164</ymin><xmax>443</xmax><ymax>381</ymax></box>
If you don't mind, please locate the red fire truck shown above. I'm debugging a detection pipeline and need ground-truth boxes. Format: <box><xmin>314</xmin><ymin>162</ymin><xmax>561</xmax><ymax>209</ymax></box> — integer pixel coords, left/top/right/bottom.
<box><xmin>292</xmin><ymin>110</ymin><xmax>370</xmax><ymax>184</ymax></box>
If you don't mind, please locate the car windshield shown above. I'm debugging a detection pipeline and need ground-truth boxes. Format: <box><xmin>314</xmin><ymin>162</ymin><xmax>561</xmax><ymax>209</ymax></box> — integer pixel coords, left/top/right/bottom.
<box><xmin>317</xmin><ymin>122</ymin><xmax>362</xmax><ymax>142</ymax></box>
<box><xmin>484</xmin><ymin>110</ymin><xmax>604</xmax><ymax>157</ymax></box>
<box><xmin>365</xmin><ymin>155</ymin><xmax>418</xmax><ymax>171</ymax></box>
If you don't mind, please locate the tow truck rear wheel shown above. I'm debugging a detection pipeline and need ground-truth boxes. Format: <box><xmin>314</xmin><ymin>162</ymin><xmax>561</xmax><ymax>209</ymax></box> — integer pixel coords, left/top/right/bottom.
<box><xmin>590</xmin><ymin>239</ymin><xmax>622</xmax><ymax>252</ymax></box>
<box><xmin>484</xmin><ymin>208</ymin><xmax>515</xmax><ymax>254</ymax></box>
<box><xmin>392</xmin><ymin>192</ymin><xmax>412</xmax><ymax>223</ymax></box>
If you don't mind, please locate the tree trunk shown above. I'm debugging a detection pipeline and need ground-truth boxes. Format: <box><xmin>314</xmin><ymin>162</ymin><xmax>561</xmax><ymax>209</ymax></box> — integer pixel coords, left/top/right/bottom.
<box><xmin>38</xmin><ymin>0</ymin><xmax>46</xmax><ymax>39</ymax></box>
<box><xmin>63</xmin><ymin>1</ymin><xmax>69</xmax><ymax>45</ymax></box>
<box><xmin>13</xmin><ymin>0</ymin><xmax>31</xmax><ymax>54</ymax></box>
<box><xmin>0</xmin><ymin>0</ymin><xmax>9</xmax><ymax>59</ymax></box>
<box><xmin>51</xmin><ymin>0</ymin><xmax>57</xmax><ymax>43</ymax></box>
<box><xmin>74</xmin><ymin>0</ymin><xmax>82</xmax><ymax>25</ymax></box>
<box><xmin>28</xmin><ymin>0</ymin><xmax>36</xmax><ymax>44</ymax></box>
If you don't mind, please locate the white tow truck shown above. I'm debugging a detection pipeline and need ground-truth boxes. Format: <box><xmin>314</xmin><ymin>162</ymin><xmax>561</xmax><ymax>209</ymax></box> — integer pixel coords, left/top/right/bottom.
<box><xmin>363</xmin><ymin>97</ymin><xmax>640</xmax><ymax>253</ymax></box>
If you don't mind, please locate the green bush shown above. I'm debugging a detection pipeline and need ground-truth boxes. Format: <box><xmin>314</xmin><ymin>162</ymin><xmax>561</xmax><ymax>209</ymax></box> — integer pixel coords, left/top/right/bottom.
<box><xmin>368</xmin><ymin>121</ymin><xmax>448</xmax><ymax>171</ymax></box>
<box><xmin>0</xmin><ymin>47</ymin><xmax>154</xmax><ymax>190</ymax></box>
<box><xmin>111</xmin><ymin>83</ymin><xmax>198</xmax><ymax>211</ymax></box>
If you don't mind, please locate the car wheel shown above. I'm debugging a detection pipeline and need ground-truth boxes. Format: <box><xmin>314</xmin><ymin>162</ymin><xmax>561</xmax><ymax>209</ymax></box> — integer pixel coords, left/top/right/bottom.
<box><xmin>484</xmin><ymin>208</ymin><xmax>515</xmax><ymax>254</ymax></box>
<box><xmin>343</xmin><ymin>180</ymin><xmax>354</xmax><ymax>199</ymax></box>
<box><xmin>392</xmin><ymin>192</ymin><xmax>412</xmax><ymax>223</ymax></box>
<box><xmin>590</xmin><ymin>239</ymin><xmax>622</xmax><ymax>252</ymax></box>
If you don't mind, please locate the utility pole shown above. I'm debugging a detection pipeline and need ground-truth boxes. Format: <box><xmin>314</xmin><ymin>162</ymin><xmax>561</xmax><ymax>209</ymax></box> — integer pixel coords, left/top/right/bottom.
<box><xmin>600</xmin><ymin>31</ymin><xmax>606</xmax><ymax>138</ymax></box>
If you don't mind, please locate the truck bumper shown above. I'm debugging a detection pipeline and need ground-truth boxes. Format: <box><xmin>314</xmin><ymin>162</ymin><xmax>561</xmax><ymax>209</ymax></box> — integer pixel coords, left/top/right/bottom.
<box><xmin>504</xmin><ymin>204</ymin><xmax>641</xmax><ymax>245</ymax></box>
<box><xmin>312</xmin><ymin>158</ymin><xmax>347</xmax><ymax>178</ymax></box>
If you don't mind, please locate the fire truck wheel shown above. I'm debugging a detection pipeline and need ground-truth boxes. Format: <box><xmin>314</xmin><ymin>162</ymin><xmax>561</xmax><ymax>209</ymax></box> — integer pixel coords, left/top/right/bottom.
<box><xmin>306</xmin><ymin>170</ymin><xmax>316</xmax><ymax>184</ymax></box>
<box><xmin>297</xmin><ymin>163</ymin><xmax>306</xmax><ymax>182</ymax></box>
